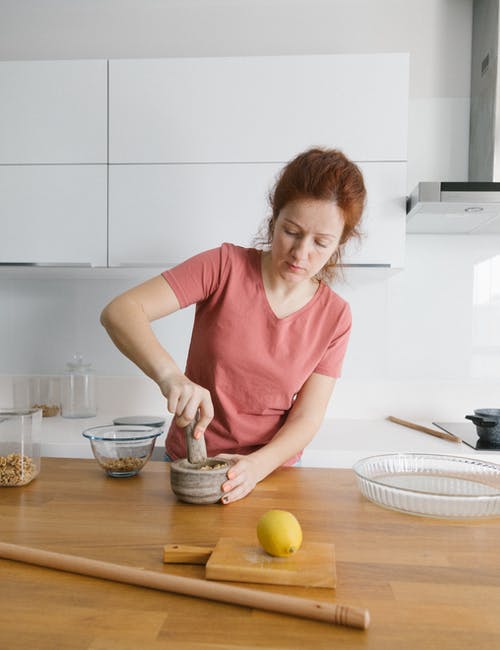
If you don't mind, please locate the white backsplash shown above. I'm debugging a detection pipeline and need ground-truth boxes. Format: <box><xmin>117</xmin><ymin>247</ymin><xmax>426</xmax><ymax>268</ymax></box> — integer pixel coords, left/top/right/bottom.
<box><xmin>0</xmin><ymin>0</ymin><xmax>482</xmax><ymax>425</ymax></box>
<box><xmin>1</xmin><ymin>234</ymin><xmax>500</xmax><ymax>421</ymax></box>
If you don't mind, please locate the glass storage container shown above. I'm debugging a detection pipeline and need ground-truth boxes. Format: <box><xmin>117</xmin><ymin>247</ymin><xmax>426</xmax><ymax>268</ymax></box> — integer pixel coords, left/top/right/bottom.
<box><xmin>0</xmin><ymin>408</ymin><xmax>42</xmax><ymax>486</ymax></box>
<box><xmin>13</xmin><ymin>375</ymin><xmax>61</xmax><ymax>417</ymax></box>
<box><xmin>61</xmin><ymin>355</ymin><xmax>97</xmax><ymax>419</ymax></box>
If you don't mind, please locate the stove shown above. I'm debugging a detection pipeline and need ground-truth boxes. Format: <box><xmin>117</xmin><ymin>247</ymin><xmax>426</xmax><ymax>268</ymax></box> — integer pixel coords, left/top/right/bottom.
<box><xmin>434</xmin><ymin>422</ymin><xmax>500</xmax><ymax>452</ymax></box>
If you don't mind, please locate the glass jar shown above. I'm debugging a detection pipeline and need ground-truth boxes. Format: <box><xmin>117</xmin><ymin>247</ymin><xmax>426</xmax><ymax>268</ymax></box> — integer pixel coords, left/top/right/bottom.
<box><xmin>13</xmin><ymin>375</ymin><xmax>61</xmax><ymax>417</ymax></box>
<box><xmin>0</xmin><ymin>408</ymin><xmax>42</xmax><ymax>487</ymax></box>
<box><xmin>60</xmin><ymin>355</ymin><xmax>97</xmax><ymax>419</ymax></box>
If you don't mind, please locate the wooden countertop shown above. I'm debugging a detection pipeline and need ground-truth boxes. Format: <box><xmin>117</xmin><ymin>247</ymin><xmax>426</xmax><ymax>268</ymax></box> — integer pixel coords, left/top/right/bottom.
<box><xmin>1</xmin><ymin>458</ymin><xmax>500</xmax><ymax>648</ymax></box>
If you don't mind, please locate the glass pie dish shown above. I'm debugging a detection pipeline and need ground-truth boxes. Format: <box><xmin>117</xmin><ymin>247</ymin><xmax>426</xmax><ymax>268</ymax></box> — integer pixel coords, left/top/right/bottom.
<box><xmin>352</xmin><ymin>453</ymin><xmax>500</xmax><ymax>519</ymax></box>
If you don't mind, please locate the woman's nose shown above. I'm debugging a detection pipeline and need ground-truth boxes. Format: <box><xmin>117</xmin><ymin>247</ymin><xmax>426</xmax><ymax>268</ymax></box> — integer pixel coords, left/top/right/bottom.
<box><xmin>292</xmin><ymin>237</ymin><xmax>311</xmax><ymax>259</ymax></box>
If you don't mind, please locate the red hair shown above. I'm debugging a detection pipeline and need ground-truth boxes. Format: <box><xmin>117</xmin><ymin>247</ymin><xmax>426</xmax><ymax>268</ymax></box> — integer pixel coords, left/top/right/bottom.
<box><xmin>259</xmin><ymin>148</ymin><xmax>366</xmax><ymax>281</ymax></box>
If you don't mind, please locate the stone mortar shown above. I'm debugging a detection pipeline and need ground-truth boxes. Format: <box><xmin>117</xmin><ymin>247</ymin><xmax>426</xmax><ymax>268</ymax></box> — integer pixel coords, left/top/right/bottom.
<box><xmin>169</xmin><ymin>420</ymin><xmax>232</xmax><ymax>504</ymax></box>
<box><xmin>170</xmin><ymin>457</ymin><xmax>233</xmax><ymax>504</ymax></box>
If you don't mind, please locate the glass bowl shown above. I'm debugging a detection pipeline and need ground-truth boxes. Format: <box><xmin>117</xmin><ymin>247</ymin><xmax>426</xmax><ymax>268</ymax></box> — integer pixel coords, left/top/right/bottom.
<box><xmin>353</xmin><ymin>453</ymin><xmax>500</xmax><ymax>519</ymax></box>
<box><xmin>82</xmin><ymin>425</ymin><xmax>162</xmax><ymax>477</ymax></box>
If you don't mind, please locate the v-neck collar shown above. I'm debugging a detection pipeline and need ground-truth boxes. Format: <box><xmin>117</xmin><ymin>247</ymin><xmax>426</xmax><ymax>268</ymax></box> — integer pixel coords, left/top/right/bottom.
<box><xmin>251</xmin><ymin>249</ymin><xmax>324</xmax><ymax>321</ymax></box>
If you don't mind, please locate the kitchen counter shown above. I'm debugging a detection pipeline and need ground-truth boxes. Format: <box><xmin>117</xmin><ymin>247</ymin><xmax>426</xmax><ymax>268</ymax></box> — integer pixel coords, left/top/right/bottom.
<box><xmin>38</xmin><ymin>414</ymin><xmax>500</xmax><ymax>467</ymax></box>
<box><xmin>1</xmin><ymin>458</ymin><xmax>499</xmax><ymax>648</ymax></box>
<box><xmin>35</xmin><ymin>412</ymin><xmax>169</xmax><ymax>459</ymax></box>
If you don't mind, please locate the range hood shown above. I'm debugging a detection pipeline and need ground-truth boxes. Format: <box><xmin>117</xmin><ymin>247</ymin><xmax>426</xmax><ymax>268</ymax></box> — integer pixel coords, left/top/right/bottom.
<box><xmin>406</xmin><ymin>182</ymin><xmax>500</xmax><ymax>233</ymax></box>
<box><xmin>407</xmin><ymin>0</ymin><xmax>500</xmax><ymax>234</ymax></box>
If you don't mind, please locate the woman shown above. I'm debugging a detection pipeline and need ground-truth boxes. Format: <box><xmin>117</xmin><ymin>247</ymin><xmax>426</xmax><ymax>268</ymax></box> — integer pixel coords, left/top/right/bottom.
<box><xmin>100</xmin><ymin>147</ymin><xmax>366</xmax><ymax>503</ymax></box>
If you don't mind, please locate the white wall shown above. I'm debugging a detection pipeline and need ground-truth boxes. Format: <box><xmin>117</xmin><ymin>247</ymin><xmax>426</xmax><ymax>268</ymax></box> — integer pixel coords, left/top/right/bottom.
<box><xmin>2</xmin><ymin>0</ymin><xmax>499</xmax><ymax>422</ymax></box>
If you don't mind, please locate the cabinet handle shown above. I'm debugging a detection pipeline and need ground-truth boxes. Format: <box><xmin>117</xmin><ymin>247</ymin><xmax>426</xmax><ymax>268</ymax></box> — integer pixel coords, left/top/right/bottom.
<box><xmin>340</xmin><ymin>263</ymin><xmax>391</xmax><ymax>268</ymax></box>
<box><xmin>0</xmin><ymin>262</ymin><xmax>94</xmax><ymax>267</ymax></box>
<box><xmin>112</xmin><ymin>261</ymin><xmax>171</xmax><ymax>268</ymax></box>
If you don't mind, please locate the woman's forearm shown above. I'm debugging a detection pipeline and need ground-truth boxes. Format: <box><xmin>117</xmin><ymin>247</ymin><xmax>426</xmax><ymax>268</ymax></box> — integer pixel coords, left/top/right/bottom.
<box><xmin>249</xmin><ymin>415</ymin><xmax>321</xmax><ymax>479</ymax></box>
<box><xmin>248</xmin><ymin>373</ymin><xmax>337</xmax><ymax>481</ymax></box>
<box><xmin>101</xmin><ymin>297</ymin><xmax>180</xmax><ymax>384</ymax></box>
<box><xmin>101</xmin><ymin>277</ymin><xmax>214</xmax><ymax>431</ymax></box>
<box><xmin>100</xmin><ymin>278</ymin><xmax>183</xmax><ymax>386</ymax></box>
<box><xmin>220</xmin><ymin>415</ymin><xmax>321</xmax><ymax>504</ymax></box>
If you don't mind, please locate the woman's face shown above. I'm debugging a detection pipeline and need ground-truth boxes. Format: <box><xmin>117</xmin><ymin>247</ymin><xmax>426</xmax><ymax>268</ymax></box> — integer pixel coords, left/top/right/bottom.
<box><xmin>270</xmin><ymin>198</ymin><xmax>344</xmax><ymax>283</ymax></box>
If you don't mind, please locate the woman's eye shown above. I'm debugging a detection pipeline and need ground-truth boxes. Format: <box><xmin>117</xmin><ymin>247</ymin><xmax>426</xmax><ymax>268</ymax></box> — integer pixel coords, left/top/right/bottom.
<box><xmin>285</xmin><ymin>229</ymin><xmax>299</xmax><ymax>237</ymax></box>
<box><xmin>316</xmin><ymin>241</ymin><xmax>329</xmax><ymax>248</ymax></box>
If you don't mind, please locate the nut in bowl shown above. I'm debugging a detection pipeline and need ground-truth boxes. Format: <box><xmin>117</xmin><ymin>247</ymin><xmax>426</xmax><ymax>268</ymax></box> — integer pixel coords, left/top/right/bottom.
<box><xmin>82</xmin><ymin>425</ymin><xmax>162</xmax><ymax>477</ymax></box>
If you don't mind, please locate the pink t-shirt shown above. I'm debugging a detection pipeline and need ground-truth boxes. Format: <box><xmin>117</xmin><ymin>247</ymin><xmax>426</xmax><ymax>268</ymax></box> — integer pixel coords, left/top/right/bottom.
<box><xmin>162</xmin><ymin>243</ymin><xmax>351</xmax><ymax>463</ymax></box>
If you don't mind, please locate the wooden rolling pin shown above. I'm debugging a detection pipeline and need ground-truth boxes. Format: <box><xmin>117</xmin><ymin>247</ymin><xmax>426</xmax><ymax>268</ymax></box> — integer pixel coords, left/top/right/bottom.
<box><xmin>387</xmin><ymin>416</ymin><xmax>461</xmax><ymax>443</ymax></box>
<box><xmin>0</xmin><ymin>541</ymin><xmax>370</xmax><ymax>630</ymax></box>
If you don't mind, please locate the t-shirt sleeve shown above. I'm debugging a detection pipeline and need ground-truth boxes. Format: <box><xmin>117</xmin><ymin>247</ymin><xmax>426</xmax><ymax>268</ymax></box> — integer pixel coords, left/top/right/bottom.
<box><xmin>314</xmin><ymin>302</ymin><xmax>352</xmax><ymax>378</ymax></box>
<box><xmin>161</xmin><ymin>245</ymin><xmax>229</xmax><ymax>308</ymax></box>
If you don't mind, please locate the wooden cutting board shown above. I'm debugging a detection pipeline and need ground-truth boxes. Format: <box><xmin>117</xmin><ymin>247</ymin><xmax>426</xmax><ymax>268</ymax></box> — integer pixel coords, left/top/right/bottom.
<box><xmin>164</xmin><ymin>538</ymin><xmax>336</xmax><ymax>588</ymax></box>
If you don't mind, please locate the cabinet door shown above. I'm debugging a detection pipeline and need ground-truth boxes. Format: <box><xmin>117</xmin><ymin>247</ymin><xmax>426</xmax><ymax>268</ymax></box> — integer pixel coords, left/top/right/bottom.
<box><xmin>0</xmin><ymin>166</ymin><xmax>107</xmax><ymax>266</ymax></box>
<box><xmin>0</xmin><ymin>60</ymin><xmax>107</xmax><ymax>164</ymax></box>
<box><xmin>343</xmin><ymin>162</ymin><xmax>407</xmax><ymax>267</ymax></box>
<box><xmin>108</xmin><ymin>163</ymin><xmax>281</xmax><ymax>266</ymax></box>
<box><xmin>108</xmin><ymin>161</ymin><xmax>406</xmax><ymax>268</ymax></box>
<box><xmin>109</xmin><ymin>54</ymin><xmax>408</xmax><ymax>164</ymax></box>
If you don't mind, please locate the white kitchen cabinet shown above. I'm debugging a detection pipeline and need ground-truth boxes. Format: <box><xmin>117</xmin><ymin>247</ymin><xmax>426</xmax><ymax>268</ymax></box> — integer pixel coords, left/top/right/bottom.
<box><xmin>108</xmin><ymin>163</ymin><xmax>281</xmax><ymax>266</ymax></box>
<box><xmin>0</xmin><ymin>60</ymin><xmax>107</xmax><ymax>164</ymax></box>
<box><xmin>343</xmin><ymin>162</ymin><xmax>407</xmax><ymax>267</ymax></box>
<box><xmin>0</xmin><ymin>54</ymin><xmax>408</xmax><ymax>271</ymax></box>
<box><xmin>109</xmin><ymin>54</ymin><xmax>408</xmax><ymax>164</ymax></box>
<box><xmin>0</xmin><ymin>60</ymin><xmax>107</xmax><ymax>267</ymax></box>
<box><xmin>108</xmin><ymin>53</ymin><xmax>408</xmax><ymax>269</ymax></box>
<box><xmin>108</xmin><ymin>161</ymin><xmax>406</xmax><ymax>268</ymax></box>
<box><xmin>0</xmin><ymin>165</ymin><xmax>107</xmax><ymax>266</ymax></box>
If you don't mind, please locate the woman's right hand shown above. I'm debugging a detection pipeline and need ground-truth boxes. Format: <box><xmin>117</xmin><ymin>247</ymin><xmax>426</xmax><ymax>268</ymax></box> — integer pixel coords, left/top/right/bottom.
<box><xmin>158</xmin><ymin>373</ymin><xmax>213</xmax><ymax>438</ymax></box>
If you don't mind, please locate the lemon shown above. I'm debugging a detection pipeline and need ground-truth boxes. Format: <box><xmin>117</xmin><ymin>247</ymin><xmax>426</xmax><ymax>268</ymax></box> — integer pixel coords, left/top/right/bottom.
<box><xmin>256</xmin><ymin>509</ymin><xmax>303</xmax><ymax>557</ymax></box>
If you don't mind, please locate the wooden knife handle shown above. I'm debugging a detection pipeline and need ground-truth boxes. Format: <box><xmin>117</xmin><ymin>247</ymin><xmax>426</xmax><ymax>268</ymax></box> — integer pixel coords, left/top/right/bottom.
<box><xmin>163</xmin><ymin>544</ymin><xmax>214</xmax><ymax>565</ymax></box>
<box><xmin>387</xmin><ymin>416</ymin><xmax>461</xmax><ymax>442</ymax></box>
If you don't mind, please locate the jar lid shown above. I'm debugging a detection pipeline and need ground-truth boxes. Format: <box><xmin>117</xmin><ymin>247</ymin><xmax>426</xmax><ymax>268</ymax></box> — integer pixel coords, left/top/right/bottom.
<box><xmin>66</xmin><ymin>354</ymin><xmax>93</xmax><ymax>371</ymax></box>
<box><xmin>113</xmin><ymin>415</ymin><xmax>166</xmax><ymax>428</ymax></box>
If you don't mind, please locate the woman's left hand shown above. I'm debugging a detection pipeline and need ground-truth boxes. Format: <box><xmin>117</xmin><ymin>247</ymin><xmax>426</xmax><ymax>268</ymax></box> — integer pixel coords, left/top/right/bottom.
<box><xmin>216</xmin><ymin>454</ymin><xmax>261</xmax><ymax>504</ymax></box>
